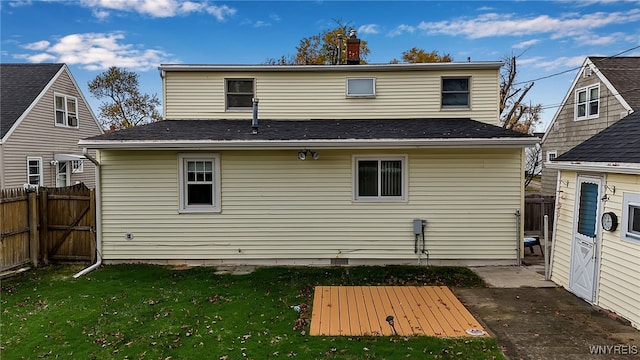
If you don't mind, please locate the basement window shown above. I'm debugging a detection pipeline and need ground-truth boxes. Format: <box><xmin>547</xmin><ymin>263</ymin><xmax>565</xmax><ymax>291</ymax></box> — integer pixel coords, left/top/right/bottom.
<box><xmin>353</xmin><ymin>155</ymin><xmax>407</xmax><ymax>202</ymax></box>
<box><xmin>346</xmin><ymin>78</ymin><xmax>375</xmax><ymax>97</ymax></box>
<box><xmin>179</xmin><ymin>154</ymin><xmax>221</xmax><ymax>213</ymax></box>
<box><xmin>225</xmin><ymin>78</ymin><xmax>255</xmax><ymax>110</ymax></box>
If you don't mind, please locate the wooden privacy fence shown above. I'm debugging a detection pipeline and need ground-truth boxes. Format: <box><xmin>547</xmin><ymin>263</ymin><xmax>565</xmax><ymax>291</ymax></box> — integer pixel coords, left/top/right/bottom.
<box><xmin>0</xmin><ymin>184</ymin><xmax>95</xmax><ymax>272</ymax></box>
<box><xmin>524</xmin><ymin>194</ymin><xmax>556</xmax><ymax>239</ymax></box>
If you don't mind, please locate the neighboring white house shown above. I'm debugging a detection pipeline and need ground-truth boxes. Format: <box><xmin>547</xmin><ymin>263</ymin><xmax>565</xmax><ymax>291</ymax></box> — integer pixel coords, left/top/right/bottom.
<box><xmin>540</xmin><ymin>57</ymin><xmax>640</xmax><ymax>195</ymax></box>
<box><xmin>0</xmin><ymin>63</ymin><xmax>103</xmax><ymax>189</ymax></box>
<box><xmin>78</xmin><ymin>58</ymin><xmax>537</xmax><ymax>267</ymax></box>
<box><xmin>547</xmin><ymin>111</ymin><xmax>640</xmax><ymax>330</ymax></box>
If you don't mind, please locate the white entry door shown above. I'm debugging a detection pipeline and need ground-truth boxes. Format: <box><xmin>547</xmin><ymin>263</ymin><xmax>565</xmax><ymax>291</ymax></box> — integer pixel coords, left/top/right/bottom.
<box><xmin>569</xmin><ymin>176</ymin><xmax>601</xmax><ymax>302</ymax></box>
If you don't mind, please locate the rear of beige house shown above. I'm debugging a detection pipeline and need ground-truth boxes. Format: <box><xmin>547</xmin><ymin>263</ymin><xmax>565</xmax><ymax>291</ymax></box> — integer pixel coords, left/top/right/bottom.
<box><xmin>541</xmin><ymin>57</ymin><xmax>639</xmax><ymax>195</ymax></box>
<box><xmin>81</xmin><ymin>62</ymin><xmax>537</xmax><ymax>267</ymax></box>
<box><xmin>0</xmin><ymin>63</ymin><xmax>103</xmax><ymax>189</ymax></box>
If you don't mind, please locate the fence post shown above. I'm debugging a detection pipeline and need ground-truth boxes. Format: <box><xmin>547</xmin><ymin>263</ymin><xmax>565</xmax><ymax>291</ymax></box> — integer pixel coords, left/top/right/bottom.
<box><xmin>39</xmin><ymin>187</ymin><xmax>49</xmax><ymax>265</ymax></box>
<box><xmin>28</xmin><ymin>191</ymin><xmax>39</xmax><ymax>268</ymax></box>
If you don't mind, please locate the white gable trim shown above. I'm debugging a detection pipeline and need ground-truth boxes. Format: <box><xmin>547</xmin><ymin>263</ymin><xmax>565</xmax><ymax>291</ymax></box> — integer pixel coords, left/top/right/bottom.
<box><xmin>1</xmin><ymin>65</ymin><xmax>104</xmax><ymax>144</ymax></box>
<box><xmin>541</xmin><ymin>57</ymin><xmax>634</xmax><ymax>143</ymax></box>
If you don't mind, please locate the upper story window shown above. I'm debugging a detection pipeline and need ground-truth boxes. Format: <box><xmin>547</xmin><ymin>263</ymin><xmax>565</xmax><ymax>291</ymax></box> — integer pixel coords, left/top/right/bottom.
<box><xmin>55</xmin><ymin>93</ymin><xmax>78</xmax><ymax>127</ymax></box>
<box><xmin>353</xmin><ymin>155</ymin><xmax>407</xmax><ymax>202</ymax></box>
<box><xmin>346</xmin><ymin>78</ymin><xmax>375</xmax><ymax>97</ymax></box>
<box><xmin>546</xmin><ymin>150</ymin><xmax>557</xmax><ymax>162</ymax></box>
<box><xmin>441</xmin><ymin>77</ymin><xmax>470</xmax><ymax>109</ymax></box>
<box><xmin>26</xmin><ymin>157</ymin><xmax>43</xmax><ymax>186</ymax></box>
<box><xmin>226</xmin><ymin>79</ymin><xmax>254</xmax><ymax>110</ymax></box>
<box><xmin>575</xmin><ymin>84</ymin><xmax>599</xmax><ymax>120</ymax></box>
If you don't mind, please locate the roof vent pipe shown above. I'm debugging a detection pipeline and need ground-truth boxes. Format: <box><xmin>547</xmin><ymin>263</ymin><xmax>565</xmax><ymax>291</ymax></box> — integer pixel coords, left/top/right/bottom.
<box><xmin>251</xmin><ymin>97</ymin><xmax>259</xmax><ymax>134</ymax></box>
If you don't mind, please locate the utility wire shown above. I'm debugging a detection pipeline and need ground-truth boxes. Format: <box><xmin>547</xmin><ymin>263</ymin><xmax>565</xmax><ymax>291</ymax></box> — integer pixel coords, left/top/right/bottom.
<box><xmin>513</xmin><ymin>44</ymin><xmax>640</xmax><ymax>86</ymax></box>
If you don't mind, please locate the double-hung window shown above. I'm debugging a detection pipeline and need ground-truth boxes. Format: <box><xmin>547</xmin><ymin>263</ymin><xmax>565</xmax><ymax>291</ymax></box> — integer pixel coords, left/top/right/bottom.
<box><xmin>622</xmin><ymin>193</ymin><xmax>640</xmax><ymax>242</ymax></box>
<box><xmin>346</xmin><ymin>78</ymin><xmax>375</xmax><ymax>97</ymax></box>
<box><xmin>55</xmin><ymin>93</ymin><xmax>78</xmax><ymax>127</ymax></box>
<box><xmin>26</xmin><ymin>157</ymin><xmax>43</xmax><ymax>186</ymax></box>
<box><xmin>225</xmin><ymin>79</ymin><xmax>255</xmax><ymax>110</ymax></box>
<box><xmin>354</xmin><ymin>155</ymin><xmax>407</xmax><ymax>201</ymax></box>
<box><xmin>575</xmin><ymin>84</ymin><xmax>599</xmax><ymax>120</ymax></box>
<box><xmin>179</xmin><ymin>154</ymin><xmax>221</xmax><ymax>213</ymax></box>
<box><xmin>441</xmin><ymin>77</ymin><xmax>470</xmax><ymax>108</ymax></box>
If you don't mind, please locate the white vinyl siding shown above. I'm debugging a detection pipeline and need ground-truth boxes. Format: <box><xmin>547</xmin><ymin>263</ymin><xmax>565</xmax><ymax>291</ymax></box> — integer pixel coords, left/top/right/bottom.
<box><xmin>163</xmin><ymin>69</ymin><xmax>499</xmax><ymax>125</ymax></box>
<box><xmin>552</xmin><ymin>171</ymin><xmax>640</xmax><ymax>330</ymax></box>
<box><xmin>97</xmin><ymin>148</ymin><xmax>523</xmax><ymax>263</ymax></box>
<box><xmin>1</xmin><ymin>69</ymin><xmax>102</xmax><ymax>188</ymax></box>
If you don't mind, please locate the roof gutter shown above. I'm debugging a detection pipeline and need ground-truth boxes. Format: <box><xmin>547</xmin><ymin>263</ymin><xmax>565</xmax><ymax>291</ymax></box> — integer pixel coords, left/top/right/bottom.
<box><xmin>78</xmin><ymin>137</ymin><xmax>538</xmax><ymax>150</ymax></box>
<box><xmin>546</xmin><ymin>161</ymin><xmax>640</xmax><ymax>175</ymax></box>
<box><xmin>158</xmin><ymin>62</ymin><xmax>503</xmax><ymax>73</ymax></box>
<box><xmin>73</xmin><ymin>148</ymin><xmax>102</xmax><ymax>278</ymax></box>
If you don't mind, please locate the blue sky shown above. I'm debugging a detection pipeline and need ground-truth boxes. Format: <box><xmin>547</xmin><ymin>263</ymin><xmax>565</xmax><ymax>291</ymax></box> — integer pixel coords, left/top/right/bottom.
<box><xmin>2</xmin><ymin>0</ymin><xmax>640</xmax><ymax>131</ymax></box>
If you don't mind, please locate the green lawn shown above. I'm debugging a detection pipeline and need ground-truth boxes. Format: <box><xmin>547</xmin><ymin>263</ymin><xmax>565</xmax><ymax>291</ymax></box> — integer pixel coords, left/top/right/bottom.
<box><xmin>1</xmin><ymin>264</ymin><xmax>503</xmax><ymax>359</ymax></box>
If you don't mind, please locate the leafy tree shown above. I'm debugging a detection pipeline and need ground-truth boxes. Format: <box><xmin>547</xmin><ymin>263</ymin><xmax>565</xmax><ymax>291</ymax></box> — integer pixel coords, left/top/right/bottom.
<box><xmin>390</xmin><ymin>48</ymin><xmax>453</xmax><ymax>63</ymax></box>
<box><xmin>500</xmin><ymin>56</ymin><xmax>542</xmax><ymax>134</ymax></box>
<box><xmin>88</xmin><ymin>67</ymin><xmax>162</xmax><ymax>129</ymax></box>
<box><xmin>265</xmin><ymin>20</ymin><xmax>370</xmax><ymax>65</ymax></box>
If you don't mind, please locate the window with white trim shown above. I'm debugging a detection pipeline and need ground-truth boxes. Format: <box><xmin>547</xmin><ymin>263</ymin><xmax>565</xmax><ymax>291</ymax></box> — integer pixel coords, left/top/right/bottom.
<box><xmin>346</xmin><ymin>78</ymin><xmax>375</xmax><ymax>97</ymax></box>
<box><xmin>354</xmin><ymin>156</ymin><xmax>407</xmax><ymax>201</ymax></box>
<box><xmin>56</xmin><ymin>161</ymin><xmax>70</xmax><ymax>187</ymax></box>
<box><xmin>179</xmin><ymin>154</ymin><xmax>221</xmax><ymax>213</ymax></box>
<box><xmin>55</xmin><ymin>93</ymin><xmax>78</xmax><ymax>127</ymax></box>
<box><xmin>546</xmin><ymin>150</ymin><xmax>557</xmax><ymax>162</ymax></box>
<box><xmin>71</xmin><ymin>160</ymin><xmax>84</xmax><ymax>173</ymax></box>
<box><xmin>575</xmin><ymin>84</ymin><xmax>599</xmax><ymax>120</ymax></box>
<box><xmin>225</xmin><ymin>78</ymin><xmax>254</xmax><ymax>110</ymax></box>
<box><xmin>441</xmin><ymin>77</ymin><xmax>470</xmax><ymax>108</ymax></box>
<box><xmin>621</xmin><ymin>193</ymin><xmax>640</xmax><ymax>242</ymax></box>
<box><xmin>26</xmin><ymin>157</ymin><xmax>43</xmax><ymax>186</ymax></box>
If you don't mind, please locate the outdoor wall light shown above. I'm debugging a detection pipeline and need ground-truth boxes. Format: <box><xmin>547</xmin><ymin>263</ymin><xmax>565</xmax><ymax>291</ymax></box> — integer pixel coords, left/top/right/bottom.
<box><xmin>297</xmin><ymin>150</ymin><xmax>319</xmax><ymax>160</ymax></box>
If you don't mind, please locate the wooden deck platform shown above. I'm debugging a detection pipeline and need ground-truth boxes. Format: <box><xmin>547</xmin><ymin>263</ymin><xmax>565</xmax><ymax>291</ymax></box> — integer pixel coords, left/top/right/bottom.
<box><xmin>310</xmin><ymin>286</ymin><xmax>487</xmax><ymax>337</ymax></box>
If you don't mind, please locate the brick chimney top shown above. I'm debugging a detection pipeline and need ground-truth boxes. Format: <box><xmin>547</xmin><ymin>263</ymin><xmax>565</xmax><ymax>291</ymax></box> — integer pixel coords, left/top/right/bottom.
<box><xmin>346</xmin><ymin>29</ymin><xmax>360</xmax><ymax>65</ymax></box>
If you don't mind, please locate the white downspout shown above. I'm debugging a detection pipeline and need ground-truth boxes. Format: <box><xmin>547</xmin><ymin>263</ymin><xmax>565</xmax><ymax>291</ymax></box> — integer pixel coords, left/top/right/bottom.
<box><xmin>548</xmin><ymin>169</ymin><xmax>562</xmax><ymax>279</ymax></box>
<box><xmin>74</xmin><ymin>148</ymin><xmax>102</xmax><ymax>278</ymax></box>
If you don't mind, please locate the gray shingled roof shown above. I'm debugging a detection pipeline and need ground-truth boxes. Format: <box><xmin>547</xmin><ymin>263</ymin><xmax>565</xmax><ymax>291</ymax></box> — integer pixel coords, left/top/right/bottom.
<box><xmin>83</xmin><ymin>118</ymin><xmax>533</xmax><ymax>143</ymax></box>
<box><xmin>1</xmin><ymin>63</ymin><xmax>64</xmax><ymax>138</ymax></box>
<box><xmin>590</xmin><ymin>57</ymin><xmax>640</xmax><ymax>110</ymax></box>
<box><xmin>555</xmin><ymin>111</ymin><xmax>640</xmax><ymax>163</ymax></box>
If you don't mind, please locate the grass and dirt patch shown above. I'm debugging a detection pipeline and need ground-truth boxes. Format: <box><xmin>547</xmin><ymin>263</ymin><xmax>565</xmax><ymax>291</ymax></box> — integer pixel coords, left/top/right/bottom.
<box><xmin>1</xmin><ymin>264</ymin><xmax>503</xmax><ymax>359</ymax></box>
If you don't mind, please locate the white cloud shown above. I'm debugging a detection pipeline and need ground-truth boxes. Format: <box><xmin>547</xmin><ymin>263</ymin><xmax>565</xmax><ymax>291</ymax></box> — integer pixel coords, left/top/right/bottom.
<box><xmin>78</xmin><ymin>0</ymin><xmax>236</xmax><ymax>20</ymax></box>
<box><xmin>387</xmin><ymin>24</ymin><xmax>415</xmax><ymax>38</ymax></box>
<box><xmin>574</xmin><ymin>32</ymin><xmax>623</xmax><ymax>45</ymax></box>
<box><xmin>358</xmin><ymin>24</ymin><xmax>379</xmax><ymax>35</ymax></box>
<box><xmin>524</xmin><ymin>55</ymin><xmax>591</xmax><ymax>70</ymax></box>
<box><xmin>92</xmin><ymin>9</ymin><xmax>110</xmax><ymax>20</ymax></box>
<box><xmin>513</xmin><ymin>39</ymin><xmax>540</xmax><ymax>49</ymax></box>
<box><xmin>15</xmin><ymin>32</ymin><xmax>173</xmax><ymax>71</ymax></box>
<box><xmin>8</xmin><ymin>0</ymin><xmax>32</xmax><ymax>7</ymax></box>
<box><xmin>21</xmin><ymin>40</ymin><xmax>50</xmax><ymax>50</ymax></box>
<box><xmin>253</xmin><ymin>20</ymin><xmax>269</xmax><ymax>28</ymax></box>
<box><xmin>416</xmin><ymin>10</ymin><xmax>640</xmax><ymax>40</ymax></box>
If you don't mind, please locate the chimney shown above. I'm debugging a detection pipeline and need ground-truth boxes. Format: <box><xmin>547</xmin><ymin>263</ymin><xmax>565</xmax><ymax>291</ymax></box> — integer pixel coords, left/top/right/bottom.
<box><xmin>346</xmin><ymin>29</ymin><xmax>360</xmax><ymax>65</ymax></box>
<box><xmin>251</xmin><ymin>97</ymin><xmax>259</xmax><ymax>134</ymax></box>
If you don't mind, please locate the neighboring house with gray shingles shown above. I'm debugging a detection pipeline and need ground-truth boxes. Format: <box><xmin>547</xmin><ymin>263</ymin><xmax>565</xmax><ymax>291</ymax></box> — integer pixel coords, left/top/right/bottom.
<box><xmin>0</xmin><ymin>63</ymin><xmax>103</xmax><ymax>189</ymax></box>
<box><xmin>540</xmin><ymin>57</ymin><xmax>640</xmax><ymax>195</ymax></box>
<box><xmin>547</xmin><ymin>111</ymin><xmax>640</xmax><ymax>330</ymax></box>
